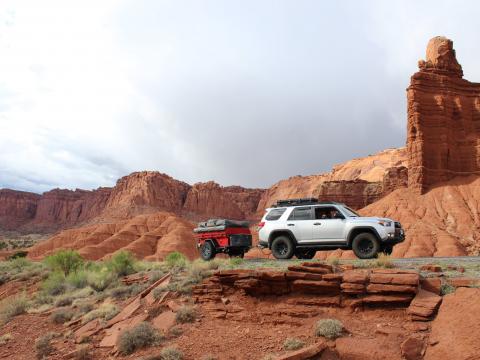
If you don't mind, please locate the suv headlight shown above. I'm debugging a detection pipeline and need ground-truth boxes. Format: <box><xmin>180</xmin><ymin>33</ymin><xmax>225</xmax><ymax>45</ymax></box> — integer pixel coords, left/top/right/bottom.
<box><xmin>378</xmin><ymin>220</ymin><xmax>392</xmax><ymax>227</ymax></box>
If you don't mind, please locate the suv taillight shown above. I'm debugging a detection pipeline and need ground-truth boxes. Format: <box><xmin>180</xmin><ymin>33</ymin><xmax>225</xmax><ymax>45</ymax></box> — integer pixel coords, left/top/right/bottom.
<box><xmin>257</xmin><ymin>222</ymin><xmax>265</xmax><ymax>229</ymax></box>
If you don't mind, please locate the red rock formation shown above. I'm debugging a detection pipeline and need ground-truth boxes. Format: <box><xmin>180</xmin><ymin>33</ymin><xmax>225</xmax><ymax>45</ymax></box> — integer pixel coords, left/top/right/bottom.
<box><xmin>257</xmin><ymin>148</ymin><xmax>407</xmax><ymax>212</ymax></box>
<box><xmin>407</xmin><ymin>36</ymin><xmax>480</xmax><ymax>193</ymax></box>
<box><xmin>102</xmin><ymin>171</ymin><xmax>190</xmax><ymax>219</ymax></box>
<box><xmin>30</xmin><ymin>188</ymin><xmax>111</xmax><ymax>232</ymax></box>
<box><xmin>27</xmin><ymin>211</ymin><xmax>196</xmax><ymax>260</ymax></box>
<box><xmin>0</xmin><ymin>189</ymin><xmax>40</xmax><ymax>230</ymax></box>
<box><xmin>183</xmin><ymin>181</ymin><xmax>263</xmax><ymax>220</ymax></box>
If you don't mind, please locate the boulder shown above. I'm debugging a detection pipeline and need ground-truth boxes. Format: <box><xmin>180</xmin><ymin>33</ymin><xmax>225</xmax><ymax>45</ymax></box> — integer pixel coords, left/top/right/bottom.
<box><xmin>401</xmin><ymin>336</ymin><xmax>425</xmax><ymax>360</ymax></box>
<box><xmin>407</xmin><ymin>289</ymin><xmax>442</xmax><ymax>320</ymax></box>
<box><xmin>420</xmin><ymin>278</ymin><xmax>441</xmax><ymax>295</ymax></box>
<box><xmin>274</xmin><ymin>340</ymin><xmax>327</xmax><ymax>360</ymax></box>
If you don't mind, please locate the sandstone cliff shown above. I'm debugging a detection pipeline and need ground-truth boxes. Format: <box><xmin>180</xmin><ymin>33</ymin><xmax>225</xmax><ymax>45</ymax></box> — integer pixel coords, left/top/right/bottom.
<box><xmin>257</xmin><ymin>148</ymin><xmax>407</xmax><ymax>212</ymax></box>
<box><xmin>408</xmin><ymin>36</ymin><xmax>480</xmax><ymax>193</ymax></box>
<box><xmin>0</xmin><ymin>190</ymin><xmax>40</xmax><ymax>230</ymax></box>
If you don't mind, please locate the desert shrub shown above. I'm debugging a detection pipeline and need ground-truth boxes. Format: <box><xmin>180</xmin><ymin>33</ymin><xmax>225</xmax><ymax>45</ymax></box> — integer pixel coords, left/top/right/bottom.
<box><xmin>229</xmin><ymin>257</ymin><xmax>244</xmax><ymax>267</ymax></box>
<box><xmin>165</xmin><ymin>252</ymin><xmax>187</xmax><ymax>269</ymax></box>
<box><xmin>109</xmin><ymin>283</ymin><xmax>148</xmax><ymax>300</ymax></box>
<box><xmin>283</xmin><ymin>337</ymin><xmax>304</xmax><ymax>350</ymax></box>
<box><xmin>41</xmin><ymin>272</ymin><xmax>66</xmax><ymax>296</ymax></box>
<box><xmin>147</xmin><ymin>270</ymin><xmax>166</xmax><ymax>284</ymax></box>
<box><xmin>66</xmin><ymin>270</ymin><xmax>89</xmax><ymax>289</ymax></box>
<box><xmin>175</xmin><ymin>306</ymin><xmax>196</xmax><ymax>323</ymax></box>
<box><xmin>160</xmin><ymin>347</ymin><xmax>184</xmax><ymax>360</ymax></box>
<box><xmin>0</xmin><ymin>293</ymin><xmax>29</xmax><ymax>324</ymax></box>
<box><xmin>55</xmin><ymin>295</ymin><xmax>74</xmax><ymax>307</ymax></box>
<box><xmin>7</xmin><ymin>251</ymin><xmax>28</xmax><ymax>260</ymax></box>
<box><xmin>35</xmin><ymin>332</ymin><xmax>58</xmax><ymax>359</ymax></box>
<box><xmin>7</xmin><ymin>257</ymin><xmax>31</xmax><ymax>271</ymax></box>
<box><xmin>86</xmin><ymin>269</ymin><xmax>116</xmax><ymax>292</ymax></box>
<box><xmin>372</xmin><ymin>253</ymin><xmax>394</xmax><ymax>268</ymax></box>
<box><xmin>326</xmin><ymin>257</ymin><xmax>340</xmax><ymax>266</ymax></box>
<box><xmin>73</xmin><ymin>344</ymin><xmax>91</xmax><ymax>360</ymax></box>
<box><xmin>50</xmin><ymin>308</ymin><xmax>75</xmax><ymax>324</ymax></box>
<box><xmin>0</xmin><ymin>333</ymin><xmax>12</xmax><ymax>345</ymax></box>
<box><xmin>72</xmin><ymin>299</ymin><xmax>95</xmax><ymax>315</ymax></box>
<box><xmin>45</xmin><ymin>250</ymin><xmax>83</xmax><ymax>276</ymax></box>
<box><xmin>83</xmin><ymin>302</ymin><xmax>119</xmax><ymax>323</ymax></box>
<box><xmin>440</xmin><ymin>283</ymin><xmax>456</xmax><ymax>295</ymax></box>
<box><xmin>152</xmin><ymin>286</ymin><xmax>168</xmax><ymax>300</ymax></box>
<box><xmin>314</xmin><ymin>319</ymin><xmax>343</xmax><ymax>339</ymax></box>
<box><xmin>168</xmin><ymin>326</ymin><xmax>183</xmax><ymax>337</ymax></box>
<box><xmin>117</xmin><ymin>322</ymin><xmax>158</xmax><ymax>355</ymax></box>
<box><xmin>106</xmin><ymin>251</ymin><xmax>136</xmax><ymax>276</ymax></box>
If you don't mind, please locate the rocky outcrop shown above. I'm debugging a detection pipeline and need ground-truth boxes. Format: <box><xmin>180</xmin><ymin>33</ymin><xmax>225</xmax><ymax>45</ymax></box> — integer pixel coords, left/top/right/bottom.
<box><xmin>183</xmin><ymin>182</ymin><xmax>263</xmax><ymax>221</ymax></box>
<box><xmin>27</xmin><ymin>211</ymin><xmax>196</xmax><ymax>260</ymax></box>
<box><xmin>194</xmin><ymin>265</ymin><xmax>419</xmax><ymax>307</ymax></box>
<box><xmin>361</xmin><ymin>175</ymin><xmax>480</xmax><ymax>257</ymax></box>
<box><xmin>407</xmin><ymin>36</ymin><xmax>480</xmax><ymax>193</ymax></box>
<box><xmin>425</xmin><ymin>287</ymin><xmax>480</xmax><ymax>359</ymax></box>
<box><xmin>0</xmin><ymin>189</ymin><xmax>40</xmax><ymax>230</ymax></box>
<box><xmin>257</xmin><ymin>148</ymin><xmax>408</xmax><ymax>212</ymax></box>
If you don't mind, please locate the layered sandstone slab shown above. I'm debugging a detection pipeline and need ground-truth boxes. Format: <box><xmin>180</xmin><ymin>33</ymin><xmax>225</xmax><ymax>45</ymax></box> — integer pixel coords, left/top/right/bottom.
<box><xmin>407</xmin><ymin>36</ymin><xmax>480</xmax><ymax>193</ymax></box>
<box><xmin>27</xmin><ymin>211</ymin><xmax>196</xmax><ymax>260</ymax></box>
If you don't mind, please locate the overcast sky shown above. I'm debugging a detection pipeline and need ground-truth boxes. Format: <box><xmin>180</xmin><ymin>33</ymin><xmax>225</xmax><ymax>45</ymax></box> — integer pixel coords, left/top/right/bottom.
<box><xmin>1</xmin><ymin>0</ymin><xmax>480</xmax><ymax>193</ymax></box>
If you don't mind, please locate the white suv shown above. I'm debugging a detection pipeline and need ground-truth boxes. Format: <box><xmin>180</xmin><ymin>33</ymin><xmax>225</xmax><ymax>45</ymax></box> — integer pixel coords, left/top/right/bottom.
<box><xmin>257</xmin><ymin>198</ymin><xmax>404</xmax><ymax>259</ymax></box>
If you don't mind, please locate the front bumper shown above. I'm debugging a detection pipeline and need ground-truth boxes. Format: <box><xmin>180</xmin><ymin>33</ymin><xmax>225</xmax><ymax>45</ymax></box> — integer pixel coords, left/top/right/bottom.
<box><xmin>382</xmin><ymin>228</ymin><xmax>405</xmax><ymax>245</ymax></box>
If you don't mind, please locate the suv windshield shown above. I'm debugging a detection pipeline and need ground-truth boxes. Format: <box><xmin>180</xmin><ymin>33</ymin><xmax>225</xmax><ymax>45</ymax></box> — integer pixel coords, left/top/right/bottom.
<box><xmin>342</xmin><ymin>206</ymin><xmax>360</xmax><ymax>217</ymax></box>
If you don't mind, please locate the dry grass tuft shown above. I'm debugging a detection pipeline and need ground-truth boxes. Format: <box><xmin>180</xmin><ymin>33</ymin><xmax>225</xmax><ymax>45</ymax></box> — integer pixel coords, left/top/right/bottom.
<box><xmin>314</xmin><ymin>318</ymin><xmax>343</xmax><ymax>339</ymax></box>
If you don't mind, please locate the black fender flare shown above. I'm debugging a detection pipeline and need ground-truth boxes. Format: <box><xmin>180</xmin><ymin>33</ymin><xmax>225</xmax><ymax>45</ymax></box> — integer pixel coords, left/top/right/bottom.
<box><xmin>268</xmin><ymin>230</ymin><xmax>298</xmax><ymax>249</ymax></box>
<box><xmin>347</xmin><ymin>227</ymin><xmax>382</xmax><ymax>247</ymax></box>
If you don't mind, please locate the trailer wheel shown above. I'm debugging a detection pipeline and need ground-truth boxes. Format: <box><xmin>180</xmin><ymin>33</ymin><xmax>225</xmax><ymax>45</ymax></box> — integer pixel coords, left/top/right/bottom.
<box><xmin>200</xmin><ymin>241</ymin><xmax>216</xmax><ymax>261</ymax></box>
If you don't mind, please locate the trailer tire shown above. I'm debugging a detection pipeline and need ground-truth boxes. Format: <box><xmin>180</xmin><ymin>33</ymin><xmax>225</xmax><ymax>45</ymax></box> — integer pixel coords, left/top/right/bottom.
<box><xmin>200</xmin><ymin>241</ymin><xmax>216</xmax><ymax>261</ymax></box>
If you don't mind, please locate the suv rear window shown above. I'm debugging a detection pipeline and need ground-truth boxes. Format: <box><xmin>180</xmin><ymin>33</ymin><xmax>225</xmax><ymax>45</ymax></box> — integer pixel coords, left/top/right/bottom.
<box><xmin>266</xmin><ymin>208</ymin><xmax>286</xmax><ymax>221</ymax></box>
<box><xmin>288</xmin><ymin>206</ymin><xmax>312</xmax><ymax>220</ymax></box>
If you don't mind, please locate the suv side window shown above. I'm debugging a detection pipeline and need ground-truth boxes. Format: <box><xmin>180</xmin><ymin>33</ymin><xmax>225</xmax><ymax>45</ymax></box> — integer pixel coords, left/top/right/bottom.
<box><xmin>314</xmin><ymin>206</ymin><xmax>345</xmax><ymax>220</ymax></box>
<box><xmin>288</xmin><ymin>206</ymin><xmax>313</xmax><ymax>221</ymax></box>
<box><xmin>266</xmin><ymin>208</ymin><xmax>286</xmax><ymax>221</ymax></box>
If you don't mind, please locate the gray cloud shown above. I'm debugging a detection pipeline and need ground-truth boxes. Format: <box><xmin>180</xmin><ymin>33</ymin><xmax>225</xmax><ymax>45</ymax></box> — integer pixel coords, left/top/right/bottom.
<box><xmin>1</xmin><ymin>0</ymin><xmax>480</xmax><ymax>193</ymax></box>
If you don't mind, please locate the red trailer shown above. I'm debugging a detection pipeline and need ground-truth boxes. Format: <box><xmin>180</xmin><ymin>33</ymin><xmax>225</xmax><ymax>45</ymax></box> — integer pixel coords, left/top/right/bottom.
<box><xmin>194</xmin><ymin>219</ymin><xmax>252</xmax><ymax>260</ymax></box>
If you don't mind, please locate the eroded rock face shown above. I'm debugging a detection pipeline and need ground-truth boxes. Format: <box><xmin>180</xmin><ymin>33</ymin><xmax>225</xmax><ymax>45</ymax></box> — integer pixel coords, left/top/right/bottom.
<box><xmin>408</xmin><ymin>36</ymin><xmax>480</xmax><ymax>193</ymax></box>
<box><xmin>425</xmin><ymin>287</ymin><xmax>480</xmax><ymax>359</ymax></box>
<box><xmin>257</xmin><ymin>148</ymin><xmax>408</xmax><ymax>212</ymax></box>
<box><xmin>183</xmin><ymin>181</ymin><xmax>264</xmax><ymax>220</ymax></box>
<box><xmin>0</xmin><ymin>189</ymin><xmax>40</xmax><ymax>230</ymax></box>
<box><xmin>27</xmin><ymin>211</ymin><xmax>196</xmax><ymax>260</ymax></box>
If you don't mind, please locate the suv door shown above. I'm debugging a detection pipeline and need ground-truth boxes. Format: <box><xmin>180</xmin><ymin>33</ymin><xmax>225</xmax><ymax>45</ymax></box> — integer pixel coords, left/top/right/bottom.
<box><xmin>286</xmin><ymin>206</ymin><xmax>313</xmax><ymax>242</ymax></box>
<box><xmin>312</xmin><ymin>206</ymin><xmax>346</xmax><ymax>241</ymax></box>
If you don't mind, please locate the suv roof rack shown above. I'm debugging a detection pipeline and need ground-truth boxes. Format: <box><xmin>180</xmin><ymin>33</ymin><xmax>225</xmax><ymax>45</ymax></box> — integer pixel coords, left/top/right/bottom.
<box><xmin>272</xmin><ymin>198</ymin><xmax>343</xmax><ymax>208</ymax></box>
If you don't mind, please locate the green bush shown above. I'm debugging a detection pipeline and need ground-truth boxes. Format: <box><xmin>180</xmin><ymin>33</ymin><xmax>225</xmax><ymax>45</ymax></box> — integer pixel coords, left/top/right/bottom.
<box><xmin>83</xmin><ymin>302</ymin><xmax>119</xmax><ymax>323</ymax></box>
<box><xmin>8</xmin><ymin>257</ymin><xmax>31</xmax><ymax>270</ymax></box>
<box><xmin>165</xmin><ymin>252</ymin><xmax>187</xmax><ymax>269</ymax></box>
<box><xmin>35</xmin><ymin>332</ymin><xmax>57</xmax><ymax>359</ymax></box>
<box><xmin>440</xmin><ymin>283</ymin><xmax>456</xmax><ymax>295</ymax></box>
<box><xmin>314</xmin><ymin>319</ymin><xmax>343</xmax><ymax>339</ymax></box>
<box><xmin>86</xmin><ymin>270</ymin><xmax>115</xmax><ymax>292</ymax></box>
<box><xmin>50</xmin><ymin>308</ymin><xmax>75</xmax><ymax>324</ymax></box>
<box><xmin>41</xmin><ymin>272</ymin><xmax>66</xmax><ymax>296</ymax></box>
<box><xmin>66</xmin><ymin>270</ymin><xmax>88</xmax><ymax>289</ymax></box>
<box><xmin>106</xmin><ymin>251</ymin><xmax>136</xmax><ymax>276</ymax></box>
<box><xmin>283</xmin><ymin>337</ymin><xmax>304</xmax><ymax>350</ymax></box>
<box><xmin>160</xmin><ymin>347</ymin><xmax>184</xmax><ymax>360</ymax></box>
<box><xmin>117</xmin><ymin>322</ymin><xmax>158</xmax><ymax>355</ymax></box>
<box><xmin>7</xmin><ymin>251</ymin><xmax>28</xmax><ymax>260</ymax></box>
<box><xmin>175</xmin><ymin>306</ymin><xmax>196</xmax><ymax>324</ymax></box>
<box><xmin>0</xmin><ymin>293</ymin><xmax>29</xmax><ymax>324</ymax></box>
<box><xmin>45</xmin><ymin>250</ymin><xmax>83</xmax><ymax>276</ymax></box>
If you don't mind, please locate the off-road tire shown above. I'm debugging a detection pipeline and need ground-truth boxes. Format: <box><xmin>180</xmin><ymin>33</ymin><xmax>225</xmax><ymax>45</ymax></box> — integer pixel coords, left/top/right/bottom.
<box><xmin>200</xmin><ymin>241</ymin><xmax>216</xmax><ymax>261</ymax></box>
<box><xmin>352</xmin><ymin>233</ymin><xmax>380</xmax><ymax>259</ymax></box>
<box><xmin>295</xmin><ymin>249</ymin><xmax>316</xmax><ymax>259</ymax></box>
<box><xmin>271</xmin><ymin>236</ymin><xmax>295</xmax><ymax>259</ymax></box>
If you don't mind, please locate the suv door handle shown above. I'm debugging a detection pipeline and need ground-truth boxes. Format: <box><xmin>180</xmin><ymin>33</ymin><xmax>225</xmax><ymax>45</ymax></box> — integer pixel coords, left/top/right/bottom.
<box><xmin>287</xmin><ymin>223</ymin><xmax>295</xmax><ymax>226</ymax></box>
<box><xmin>313</xmin><ymin>222</ymin><xmax>321</xmax><ymax>225</ymax></box>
